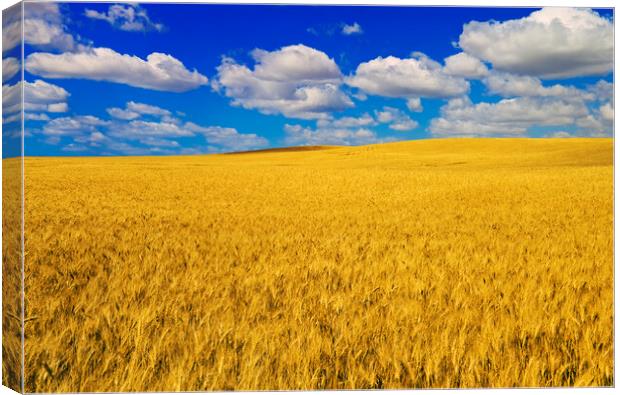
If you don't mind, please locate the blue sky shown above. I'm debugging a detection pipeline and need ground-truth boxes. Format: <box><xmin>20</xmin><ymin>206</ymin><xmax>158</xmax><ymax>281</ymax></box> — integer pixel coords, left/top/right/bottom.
<box><xmin>2</xmin><ymin>3</ymin><xmax>614</xmax><ymax>157</ymax></box>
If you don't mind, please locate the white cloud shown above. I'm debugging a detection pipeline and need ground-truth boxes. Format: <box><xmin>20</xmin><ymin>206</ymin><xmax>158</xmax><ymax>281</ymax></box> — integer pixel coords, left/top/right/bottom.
<box><xmin>106</xmin><ymin>101</ymin><xmax>172</xmax><ymax>120</ymax></box>
<box><xmin>3</xmin><ymin>58</ymin><xmax>20</xmax><ymax>83</ymax></box>
<box><xmin>138</xmin><ymin>137</ymin><xmax>180</xmax><ymax>148</ymax></box>
<box><xmin>25</xmin><ymin>113</ymin><xmax>50</xmax><ymax>121</ymax></box>
<box><xmin>37</xmin><ymin>104</ymin><xmax>268</xmax><ymax>153</ymax></box>
<box><xmin>342</xmin><ymin>22</ymin><xmax>363</xmax><ymax>35</ymax></box>
<box><xmin>283</xmin><ymin>123</ymin><xmax>385</xmax><ymax>146</ymax></box>
<box><xmin>250</xmin><ymin>45</ymin><xmax>342</xmax><ymax>83</ymax></box>
<box><xmin>214</xmin><ymin>44</ymin><xmax>353</xmax><ymax>119</ymax></box>
<box><xmin>316</xmin><ymin>109</ymin><xmax>417</xmax><ymax>134</ymax></box>
<box><xmin>24</xmin><ymin>79</ymin><xmax>70</xmax><ymax>113</ymax></box>
<box><xmin>443</xmin><ymin>52</ymin><xmax>488</xmax><ymax>79</ymax></box>
<box><xmin>2</xmin><ymin>82</ymin><xmax>22</xmax><ymax>115</ymax></box>
<box><xmin>2</xmin><ymin>4</ymin><xmax>22</xmax><ymax>54</ymax></box>
<box><xmin>282</xmin><ymin>107</ymin><xmax>417</xmax><ymax>146</ymax></box>
<box><xmin>389</xmin><ymin>119</ymin><xmax>418</xmax><ymax>132</ymax></box>
<box><xmin>106</xmin><ymin>118</ymin><xmax>268</xmax><ymax>152</ymax></box>
<box><xmin>406</xmin><ymin>98</ymin><xmax>423</xmax><ymax>112</ymax></box>
<box><xmin>43</xmin><ymin>115</ymin><xmax>108</xmax><ymax>136</ymax></box>
<box><xmin>107</xmin><ymin>107</ymin><xmax>140</xmax><ymax>120</ymax></box>
<box><xmin>306</xmin><ymin>22</ymin><xmax>362</xmax><ymax>37</ymax></box>
<box><xmin>600</xmin><ymin>102</ymin><xmax>613</xmax><ymax>123</ymax></box>
<box><xmin>548</xmin><ymin>131</ymin><xmax>573</xmax><ymax>138</ymax></box>
<box><xmin>352</xmin><ymin>91</ymin><xmax>368</xmax><ymax>101</ymax></box>
<box><xmin>74</xmin><ymin>131</ymin><xmax>108</xmax><ymax>146</ymax></box>
<box><xmin>85</xmin><ymin>4</ymin><xmax>164</xmax><ymax>32</ymax></box>
<box><xmin>3</xmin><ymin>3</ymin><xmax>76</xmax><ymax>54</ymax></box>
<box><xmin>44</xmin><ymin>136</ymin><xmax>61</xmax><ymax>145</ymax></box>
<box><xmin>126</xmin><ymin>101</ymin><xmax>171</xmax><ymax>117</ymax></box>
<box><xmin>577</xmin><ymin>101</ymin><xmax>614</xmax><ymax>136</ymax></box>
<box><xmin>3</xmin><ymin>80</ymin><xmax>70</xmax><ymax>123</ymax></box>
<box><xmin>483</xmin><ymin>71</ymin><xmax>590</xmax><ymax>99</ymax></box>
<box><xmin>185</xmin><ymin>123</ymin><xmax>269</xmax><ymax>150</ymax></box>
<box><xmin>429</xmin><ymin>96</ymin><xmax>590</xmax><ymax>137</ymax></box>
<box><xmin>346</xmin><ymin>53</ymin><xmax>469</xmax><ymax>99</ymax></box>
<box><xmin>459</xmin><ymin>7</ymin><xmax>613</xmax><ymax>78</ymax></box>
<box><xmin>25</xmin><ymin>47</ymin><xmax>209</xmax><ymax>92</ymax></box>
<box><xmin>577</xmin><ymin>114</ymin><xmax>605</xmax><ymax>130</ymax></box>
<box><xmin>103</xmin><ymin>141</ymin><xmax>154</xmax><ymax>155</ymax></box>
<box><xmin>374</xmin><ymin>107</ymin><xmax>418</xmax><ymax>131</ymax></box>
<box><xmin>62</xmin><ymin>143</ymin><xmax>88</xmax><ymax>152</ymax></box>
<box><xmin>587</xmin><ymin>80</ymin><xmax>613</xmax><ymax>103</ymax></box>
<box><xmin>317</xmin><ymin>113</ymin><xmax>377</xmax><ymax>128</ymax></box>
<box><xmin>24</xmin><ymin>18</ymin><xmax>75</xmax><ymax>52</ymax></box>
<box><xmin>111</xmin><ymin>120</ymin><xmax>194</xmax><ymax>139</ymax></box>
<box><xmin>46</xmin><ymin>102</ymin><xmax>69</xmax><ymax>113</ymax></box>
<box><xmin>2</xmin><ymin>113</ymin><xmax>20</xmax><ymax>124</ymax></box>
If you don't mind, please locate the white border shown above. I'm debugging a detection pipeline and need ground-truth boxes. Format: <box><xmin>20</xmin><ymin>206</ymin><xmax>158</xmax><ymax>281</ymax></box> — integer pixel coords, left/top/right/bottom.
<box><xmin>0</xmin><ymin>1</ymin><xmax>616</xmax><ymax>394</ymax></box>
<box><xmin>15</xmin><ymin>0</ymin><xmax>618</xmax><ymax>7</ymax></box>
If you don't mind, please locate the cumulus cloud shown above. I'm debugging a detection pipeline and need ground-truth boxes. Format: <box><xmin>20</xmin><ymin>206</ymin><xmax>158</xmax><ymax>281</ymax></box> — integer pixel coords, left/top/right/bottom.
<box><xmin>548</xmin><ymin>131</ymin><xmax>573</xmax><ymax>138</ymax></box>
<box><xmin>459</xmin><ymin>7</ymin><xmax>613</xmax><ymax>78</ymax></box>
<box><xmin>62</xmin><ymin>143</ymin><xmax>88</xmax><ymax>152</ymax></box>
<box><xmin>342</xmin><ymin>22</ymin><xmax>363</xmax><ymax>35</ymax></box>
<box><xmin>4</xmin><ymin>3</ymin><xmax>76</xmax><ymax>54</ymax></box>
<box><xmin>2</xmin><ymin>82</ymin><xmax>22</xmax><ymax>116</ymax></box>
<box><xmin>577</xmin><ymin>114</ymin><xmax>603</xmax><ymax>129</ymax></box>
<box><xmin>374</xmin><ymin>107</ymin><xmax>418</xmax><ymax>131</ymax></box>
<box><xmin>600</xmin><ymin>102</ymin><xmax>613</xmax><ymax>123</ymax></box>
<box><xmin>2</xmin><ymin>113</ymin><xmax>20</xmax><ymax>125</ymax></box>
<box><xmin>107</xmin><ymin>101</ymin><xmax>172</xmax><ymax>120</ymax></box>
<box><xmin>107</xmin><ymin>107</ymin><xmax>139</xmax><ymax>120</ymax></box>
<box><xmin>282</xmin><ymin>107</ymin><xmax>417</xmax><ymax>146</ymax></box>
<box><xmin>111</xmin><ymin>120</ymin><xmax>194</xmax><ymax>139</ymax></box>
<box><xmin>352</xmin><ymin>91</ymin><xmax>368</xmax><ymax>101</ymax></box>
<box><xmin>306</xmin><ymin>22</ymin><xmax>362</xmax><ymax>37</ymax></box>
<box><xmin>575</xmin><ymin>99</ymin><xmax>613</xmax><ymax>136</ymax></box>
<box><xmin>317</xmin><ymin>113</ymin><xmax>377</xmax><ymax>128</ymax></box>
<box><xmin>283</xmin><ymin>123</ymin><xmax>385</xmax><ymax>146</ymax></box>
<box><xmin>315</xmin><ymin>109</ymin><xmax>417</xmax><ymax>134</ymax></box>
<box><xmin>43</xmin><ymin>115</ymin><xmax>108</xmax><ymax>136</ymax></box>
<box><xmin>127</xmin><ymin>101</ymin><xmax>171</xmax><ymax>117</ymax></box>
<box><xmin>346</xmin><ymin>52</ymin><xmax>469</xmax><ymax>99</ymax></box>
<box><xmin>3</xmin><ymin>80</ymin><xmax>70</xmax><ymax>123</ymax></box>
<box><xmin>214</xmin><ymin>44</ymin><xmax>352</xmax><ymax>119</ymax></box>
<box><xmin>406</xmin><ymin>98</ymin><xmax>423</xmax><ymax>112</ymax></box>
<box><xmin>44</xmin><ymin>136</ymin><xmax>61</xmax><ymax>145</ymax></box>
<box><xmin>74</xmin><ymin>131</ymin><xmax>108</xmax><ymax>146</ymax></box>
<box><xmin>429</xmin><ymin>96</ymin><xmax>590</xmax><ymax>137</ymax></box>
<box><xmin>587</xmin><ymin>80</ymin><xmax>613</xmax><ymax>103</ymax></box>
<box><xmin>24</xmin><ymin>80</ymin><xmax>70</xmax><ymax>113</ymax></box>
<box><xmin>483</xmin><ymin>71</ymin><xmax>591</xmax><ymax>99</ymax></box>
<box><xmin>25</xmin><ymin>47</ymin><xmax>209</xmax><ymax>92</ymax></box>
<box><xmin>443</xmin><ymin>52</ymin><xmax>488</xmax><ymax>79</ymax></box>
<box><xmin>85</xmin><ymin>4</ymin><xmax>164</xmax><ymax>32</ymax></box>
<box><xmin>37</xmin><ymin>111</ymin><xmax>268</xmax><ymax>154</ymax></box>
<box><xmin>25</xmin><ymin>113</ymin><xmax>50</xmax><ymax>122</ymax></box>
<box><xmin>250</xmin><ymin>45</ymin><xmax>342</xmax><ymax>83</ymax></box>
<box><xmin>2</xmin><ymin>4</ymin><xmax>22</xmax><ymax>54</ymax></box>
<box><xmin>136</xmin><ymin>137</ymin><xmax>179</xmax><ymax>148</ymax></box>
<box><xmin>3</xmin><ymin>58</ymin><xmax>20</xmax><ymax>83</ymax></box>
<box><xmin>185</xmin><ymin>123</ymin><xmax>269</xmax><ymax>150</ymax></box>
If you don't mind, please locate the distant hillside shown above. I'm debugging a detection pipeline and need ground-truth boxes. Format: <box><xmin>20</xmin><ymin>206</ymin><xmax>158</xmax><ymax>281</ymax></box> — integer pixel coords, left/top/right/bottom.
<box><xmin>225</xmin><ymin>145</ymin><xmax>338</xmax><ymax>155</ymax></box>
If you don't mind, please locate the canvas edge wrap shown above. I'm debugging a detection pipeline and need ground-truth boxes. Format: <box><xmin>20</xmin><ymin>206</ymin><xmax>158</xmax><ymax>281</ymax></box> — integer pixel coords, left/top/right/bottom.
<box><xmin>2</xmin><ymin>1</ymin><xmax>25</xmax><ymax>393</ymax></box>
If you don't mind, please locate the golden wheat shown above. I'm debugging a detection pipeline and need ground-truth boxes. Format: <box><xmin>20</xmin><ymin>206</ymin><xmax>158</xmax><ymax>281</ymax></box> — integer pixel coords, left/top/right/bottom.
<box><xmin>8</xmin><ymin>138</ymin><xmax>614</xmax><ymax>391</ymax></box>
<box><xmin>2</xmin><ymin>158</ymin><xmax>22</xmax><ymax>391</ymax></box>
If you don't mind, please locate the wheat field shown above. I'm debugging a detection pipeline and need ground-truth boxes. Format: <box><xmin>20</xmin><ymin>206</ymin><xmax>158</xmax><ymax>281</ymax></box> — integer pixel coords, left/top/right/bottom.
<box><xmin>2</xmin><ymin>158</ymin><xmax>23</xmax><ymax>392</ymax></box>
<box><xmin>12</xmin><ymin>138</ymin><xmax>616</xmax><ymax>391</ymax></box>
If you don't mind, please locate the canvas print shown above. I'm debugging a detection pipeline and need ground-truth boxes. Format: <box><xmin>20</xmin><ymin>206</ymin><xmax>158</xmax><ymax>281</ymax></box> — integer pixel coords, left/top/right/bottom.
<box><xmin>1</xmin><ymin>1</ymin><xmax>614</xmax><ymax>392</ymax></box>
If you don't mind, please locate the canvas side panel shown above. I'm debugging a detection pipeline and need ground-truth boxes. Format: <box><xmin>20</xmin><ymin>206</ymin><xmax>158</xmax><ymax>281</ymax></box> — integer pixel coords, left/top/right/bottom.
<box><xmin>2</xmin><ymin>2</ymin><xmax>24</xmax><ymax>393</ymax></box>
